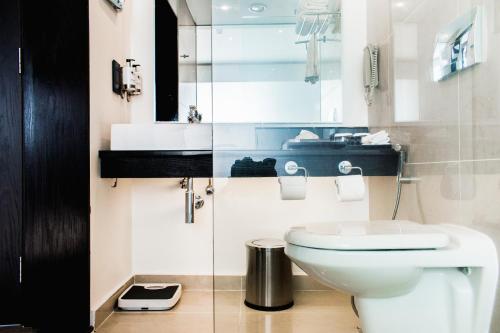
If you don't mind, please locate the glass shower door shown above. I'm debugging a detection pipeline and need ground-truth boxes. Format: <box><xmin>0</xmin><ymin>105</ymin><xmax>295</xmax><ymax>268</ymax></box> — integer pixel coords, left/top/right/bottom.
<box><xmin>209</xmin><ymin>0</ymin><xmax>345</xmax><ymax>332</ymax></box>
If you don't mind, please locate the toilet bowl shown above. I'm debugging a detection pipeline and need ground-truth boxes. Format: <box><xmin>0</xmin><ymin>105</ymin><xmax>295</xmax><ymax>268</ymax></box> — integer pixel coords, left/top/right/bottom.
<box><xmin>284</xmin><ymin>220</ymin><xmax>498</xmax><ymax>333</ymax></box>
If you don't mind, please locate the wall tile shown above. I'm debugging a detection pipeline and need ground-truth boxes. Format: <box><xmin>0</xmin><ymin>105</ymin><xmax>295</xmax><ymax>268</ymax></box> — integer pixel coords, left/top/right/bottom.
<box><xmin>460</xmin><ymin>0</ymin><xmax>500</xmax><ymax>160</ymax></box>
<box><xmin>393</xmin><ymin>0</ymin><xmax>461</xmax><ymax>162</ymax></box>
<box><xmin>401</xmin><ymin>162</ymin><xmax>462</xmax><ymax>224</ymax></box>
<box><xmin>369</xmin><ymin>1</ymin><xmax>500</xmax><ymax>331</ymax></box>
<box><xmin>459</xmin><ymin>159</ymin><xmax>500</xmax><ymax>227</ymax></box>
<box><xmin>392</xmin><ymin>125</ymin><xmax>460</xmax><ymax>163</ymax></box>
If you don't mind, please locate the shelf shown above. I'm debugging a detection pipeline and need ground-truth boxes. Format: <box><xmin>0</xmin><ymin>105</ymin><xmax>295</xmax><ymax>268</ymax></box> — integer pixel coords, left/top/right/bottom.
<box><xmin>215</xmin><ymin>145</ymin><xmax>398</xmax><ymax>177</ymax></box>
<box><xmin>99</xmin><ymin>145</ymin><xmax>399</xmax><ymax>179</ymax></box>
<box><xmin>99</xmin><ymin>150</ymin><xmax>213</xmax><ymax>178</ymax></box>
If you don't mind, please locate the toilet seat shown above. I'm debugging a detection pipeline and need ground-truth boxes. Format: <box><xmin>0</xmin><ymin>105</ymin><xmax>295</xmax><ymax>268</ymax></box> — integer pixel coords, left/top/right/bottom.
<box><xmin>286</xmin><ymin>220</ymin><xmax>450</xmax><ymax>251</ymax></box>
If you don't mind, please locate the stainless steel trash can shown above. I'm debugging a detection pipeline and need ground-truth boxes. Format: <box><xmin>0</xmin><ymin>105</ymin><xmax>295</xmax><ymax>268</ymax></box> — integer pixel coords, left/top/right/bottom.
<box><xmin>244</xmin><ymin>239</ymin><xmax>294</xmax><ymax>311</ymax></box>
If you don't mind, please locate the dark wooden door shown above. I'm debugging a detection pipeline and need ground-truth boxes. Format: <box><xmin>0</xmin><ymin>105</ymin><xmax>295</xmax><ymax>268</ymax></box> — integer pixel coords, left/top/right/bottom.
<box><xmin>21</xmin><ymin>0</ymin><xmax>90</xmax><ymax>331</ymax></box>
<box><xmin>0</xmin><ymin>0</ymin><xmax>22</xmax><ymax>326</ymax></box>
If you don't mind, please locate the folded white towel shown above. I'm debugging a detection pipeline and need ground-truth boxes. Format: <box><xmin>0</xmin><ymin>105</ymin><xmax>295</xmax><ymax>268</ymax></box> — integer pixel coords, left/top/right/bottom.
<box><xmin>361</xmin><ymin>130</ymin><xmax>391</xmax><ymax>145</ymax></box>
<box><xmin>296</xmin><ymin>129</ymin><xmax>320</xmax><ymax>140</ymax></box>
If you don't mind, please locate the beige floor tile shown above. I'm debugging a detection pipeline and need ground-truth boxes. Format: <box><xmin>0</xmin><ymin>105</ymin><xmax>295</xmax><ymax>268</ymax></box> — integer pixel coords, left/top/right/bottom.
<box><xmin>170</xmin><ymin>290</ymin><xmax>214</xmax><ymax>313</ymax></box>
<box><xmin>292</xmin><ymin>290</ymin><xmax>353</xmax><ymax>312</ymax></box>
<box><xmin>214</xmin><ymin>313</ymin><xmax>241</xmax><ymax>333</ymax></box>
<box><xmin>150</xmin><ymin>313</ymin><xmax>215</xmax><ymax>333</ymax></box>
<box><xmin>238</xmin><ymin>312</ymin><xmax>359</xmax><ymax>333</ymax></box>
<box><xmin>98</xmin><ymin>312</ymin><xmax>215</xmax><ymax>333</ymax></box>
<box><xmin>215</xmin><ymin>291</ymin><xmax>243</xmax><ymax>314</ymax></box>
<box><xmin>242</xmin><ymin>290</ymin><xmax>352</xmax><ymax>314</ymax></box>
<box><xmin>97</xmin><ymin>290</ymin><xmax>358</xmax><ymax>333</ymax></box>
<box><xmin>171</xmin><ymin>290</ymin><xmax>241</xmax><ymax>314</ymax></box>
<box><xmin>97</xmin><ymin>312</ymin><xmax>160</xmax><ymax>333</ymax></box>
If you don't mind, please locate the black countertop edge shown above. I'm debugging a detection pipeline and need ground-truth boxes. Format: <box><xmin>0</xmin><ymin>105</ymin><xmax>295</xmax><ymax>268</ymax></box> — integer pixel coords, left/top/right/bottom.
<box><xmin>214</xmin><ymin>150</ymin><xmax>397</xmax><ymax>156</ymax></box>
<box><xmin>99</xmin><ymin>150</ymin><xmax>212</xmax><ymax>157</ymax></box>
<box><xmin>99</xmin><ymin>146</ymin><xmax>397</xmax><ymax>157</ymax></box>
<box><xmin>99</xmin><ymin>148</ymin><xmax>399</xmax><ymax>178</ymax></box>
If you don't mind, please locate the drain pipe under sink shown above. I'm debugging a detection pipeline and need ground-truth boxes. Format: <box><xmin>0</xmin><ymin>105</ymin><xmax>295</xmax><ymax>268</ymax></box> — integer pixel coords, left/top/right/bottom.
<box><xmin>181</xmin><ymin>178</ymin><xmax>204</xmax><ymax>224</ymax></box>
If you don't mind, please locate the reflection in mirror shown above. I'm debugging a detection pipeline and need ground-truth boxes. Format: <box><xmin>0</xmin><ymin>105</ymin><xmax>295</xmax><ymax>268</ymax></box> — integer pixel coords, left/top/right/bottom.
<box><xmin>393</xmin><ymin>22</ymin><xmax>420</xmax><ymax>123</ymax></box>
<box><xmin>178</xmin><ymin>24</ymin><xmax>197</xmax><ymax>121</ymax></box>
<box><xmin>155</xmin><ymin>0</ymin><xmax>200</xmax><ymax>122</ymax></box>
<box><xmin>155</xmin><ymin>0</ymin><xmax>179</xmax><ymax>121</ymax></box>
<box><xmin>208</xmin><ymin>0</ymin><xmax>342</xmax><ymax>123</ymax></box>
<box><xmin>157</xmin><ymin>0</ymin><xmax>344</xmax><ymax>123</ymax></box>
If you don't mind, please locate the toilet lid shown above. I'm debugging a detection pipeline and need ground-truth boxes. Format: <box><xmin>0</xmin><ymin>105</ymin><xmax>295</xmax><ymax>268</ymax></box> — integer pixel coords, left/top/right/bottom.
<box><xmin>285</xmin><ymin>220</ymin><xmax>450</xmax><ymax>251</ymax></box>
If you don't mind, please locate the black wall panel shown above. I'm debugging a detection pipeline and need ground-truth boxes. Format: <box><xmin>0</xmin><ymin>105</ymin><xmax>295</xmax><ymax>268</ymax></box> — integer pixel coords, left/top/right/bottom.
<box><xmin>0</xmin><ymin>0</ymin><xmax>22</xmax><ymax>325</ymax></box>
<box><xmin>21</xmin><ymin>0</ymin><xmax>90</xmax><ymax>331</ymax></box>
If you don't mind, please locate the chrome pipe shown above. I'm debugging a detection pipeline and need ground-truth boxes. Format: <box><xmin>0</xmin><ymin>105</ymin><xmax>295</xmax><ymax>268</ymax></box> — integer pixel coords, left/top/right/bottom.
<box><xmin>392</xmin><ymin>151</ymin><xmax>405</xmax><ymax>220</ymax></box>
<box><xmin>185</xmin><ymin>178</ymin><xmax>195</xmax><ymax>224</ymax></box>
<box><xmin>392</xmin><ymin>147</ymin><xmax>420</xmax><ymax>220</ymax></box>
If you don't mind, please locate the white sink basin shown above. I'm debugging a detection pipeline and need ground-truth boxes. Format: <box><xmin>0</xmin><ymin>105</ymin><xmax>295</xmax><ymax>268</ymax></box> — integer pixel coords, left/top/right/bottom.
<box><xmin>111</xmin><ymin>124</ymin><xmax>212</xmax><ymax>151</ymax></box>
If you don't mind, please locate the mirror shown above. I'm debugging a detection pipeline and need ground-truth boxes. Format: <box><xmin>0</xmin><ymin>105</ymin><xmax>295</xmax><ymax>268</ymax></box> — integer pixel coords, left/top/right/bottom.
<box><xmin>156</xmin><ymin>0</ymin><xmax>343</xmax><ymax>124</ymax></box>
<box><xmin>156</xmin><ymin>0</ymin><xmax>198</xmax><ymax>122</ymax></box>
<box><xmin>155</xmin><ymin>0</ymin><xmax>179</xmax><ymax>121</ymax></box>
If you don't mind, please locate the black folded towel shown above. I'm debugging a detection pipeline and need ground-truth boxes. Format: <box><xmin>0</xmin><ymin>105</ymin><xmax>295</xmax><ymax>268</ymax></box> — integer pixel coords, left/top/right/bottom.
<box><xmin>231</xmin><ymin>157</ymin><xmax>277</xmax><ymax>177</ymax></box>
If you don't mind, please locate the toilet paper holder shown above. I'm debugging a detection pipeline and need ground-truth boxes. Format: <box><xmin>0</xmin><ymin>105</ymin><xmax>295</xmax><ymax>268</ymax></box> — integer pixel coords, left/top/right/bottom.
<box><xmin>284</xmin><ymin>161</ymin><xmax>308</xmax><ymax>179</ymax></box>
<box><xmin>338</xmin><ymin>161</ymin><xmax>363</xmax><ymax>176</ymax></box>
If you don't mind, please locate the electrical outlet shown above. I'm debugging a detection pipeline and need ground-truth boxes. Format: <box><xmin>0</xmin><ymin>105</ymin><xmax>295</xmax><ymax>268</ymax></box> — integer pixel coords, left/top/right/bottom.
<box><xmin>107</xmin><ymin>0</ymin><xmax>124</xmax><ymax>10</ymax></box>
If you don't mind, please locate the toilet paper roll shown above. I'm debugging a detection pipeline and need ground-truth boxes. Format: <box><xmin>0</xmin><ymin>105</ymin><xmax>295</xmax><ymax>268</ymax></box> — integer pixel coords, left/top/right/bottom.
<box><xmin>335</xmin><ymin>175</ymin><xmax>365</xmax><ymax>202</ymax></box>
<box><xmin>279</xmin><ymin>176</ymin><xmax>307</xmax><ymax>200</ymax></box>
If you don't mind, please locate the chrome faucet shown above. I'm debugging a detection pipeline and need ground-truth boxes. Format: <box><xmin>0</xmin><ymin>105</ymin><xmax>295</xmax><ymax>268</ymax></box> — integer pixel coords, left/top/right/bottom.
<box><xmin>188</xmin><ymin>105</ymin><xmax>202</xmax><ymax>123</ymax></box>
<box><xmin>182</xmin><ymin>178</ymin><xmax>204</xmax><ymax>224</ymax></box>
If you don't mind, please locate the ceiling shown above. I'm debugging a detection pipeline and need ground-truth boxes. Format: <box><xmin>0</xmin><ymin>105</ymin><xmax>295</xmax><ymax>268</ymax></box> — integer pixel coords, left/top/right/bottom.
<box><xmin>186</xmin><ymin>0</ymin><xmax>340</xmax><ymax>26</ymax></box>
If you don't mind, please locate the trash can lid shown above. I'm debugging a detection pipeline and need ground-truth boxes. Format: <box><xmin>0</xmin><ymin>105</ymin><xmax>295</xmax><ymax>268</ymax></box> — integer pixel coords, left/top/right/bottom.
<box><xmin>246</xmin><ymin>238</ymin><xmax>286</xmax><ymax>249</ymax></box>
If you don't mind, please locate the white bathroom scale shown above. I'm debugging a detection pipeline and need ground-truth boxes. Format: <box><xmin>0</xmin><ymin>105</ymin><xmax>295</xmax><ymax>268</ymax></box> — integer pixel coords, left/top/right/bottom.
<box><xmin>118</xmin><ymin>283</ymin><xmax>182</xmax><ymax>311</ymax></box>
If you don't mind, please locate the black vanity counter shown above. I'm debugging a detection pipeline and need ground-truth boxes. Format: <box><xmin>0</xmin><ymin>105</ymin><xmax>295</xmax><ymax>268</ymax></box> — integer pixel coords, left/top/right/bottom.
<box><xmin>99</xmin><ymin>145</ymin><xmax>398</xmax><ymax>178</ymax></box>
<box><xmin>216</xmin><ymin>145</ymin><xmax>398</xmax><ymax>177</ymax></box>
<box><xmin>99</xmin><ymin>150</ymin><xmax>213</xmax><ymax>178</ymax></box>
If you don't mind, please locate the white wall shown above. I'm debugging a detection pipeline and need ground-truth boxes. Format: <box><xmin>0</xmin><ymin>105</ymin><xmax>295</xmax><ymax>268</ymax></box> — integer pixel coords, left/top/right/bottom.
<box><xmin>132</xmin><ymin>178</ymin><xmax>370</xmax><ymax>275</ymax></box>
<box><xmin>132</xmin><ymin>179</ymin><xmax>214</xmax><ymax>275</ymax></box>
<box><xmin>130</xmin><ymin>0</ymin><xmax>156</xmax><ymax>124</ymax></box>
<box><xmin>120</xmin><ymin>0</ymin><xmax>372</xmax><ymax>276</ymax></box>
<box><xmin>89</xmin><ymin>0</ymin><xmax>133</xmax><ymax>311</ymax></box>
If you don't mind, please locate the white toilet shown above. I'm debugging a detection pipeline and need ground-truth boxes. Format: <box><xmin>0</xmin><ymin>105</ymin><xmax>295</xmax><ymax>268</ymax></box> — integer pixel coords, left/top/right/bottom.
<box><xmin>285</xmin><ymin>220</ymin><xmax>498</xmax><ymax>333</ymax></box>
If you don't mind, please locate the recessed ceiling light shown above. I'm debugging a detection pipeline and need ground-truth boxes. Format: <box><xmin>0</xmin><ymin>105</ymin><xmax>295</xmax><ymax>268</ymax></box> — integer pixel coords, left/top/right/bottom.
<box><xmin>220</xmin><ymin>4</ymin><xmax>231</xmax><ymax>11</ymax></box>
<box><xmin>394</xmin><ymin>1</ymin><xmax>405</xmax><ymax>8</ymax></box>
<box><xmin>249</xmin><ymin>3</ymin><xmax>267</xmax><ymax>13</ymax></box>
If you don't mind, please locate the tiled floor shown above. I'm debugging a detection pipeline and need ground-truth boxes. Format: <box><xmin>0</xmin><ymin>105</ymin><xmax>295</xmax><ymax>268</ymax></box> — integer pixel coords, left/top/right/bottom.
<box><xmin>97</xmin><ymin>290</ymin><xmax>359</xmax><ymax>333</ymax></box>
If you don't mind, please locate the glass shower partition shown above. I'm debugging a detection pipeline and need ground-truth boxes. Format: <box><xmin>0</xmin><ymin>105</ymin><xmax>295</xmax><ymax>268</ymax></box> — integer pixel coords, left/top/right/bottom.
<box><xmin>208</xmin><ymin>0</ymin><xmax>343</xmax><ymax>331</ymax></box>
